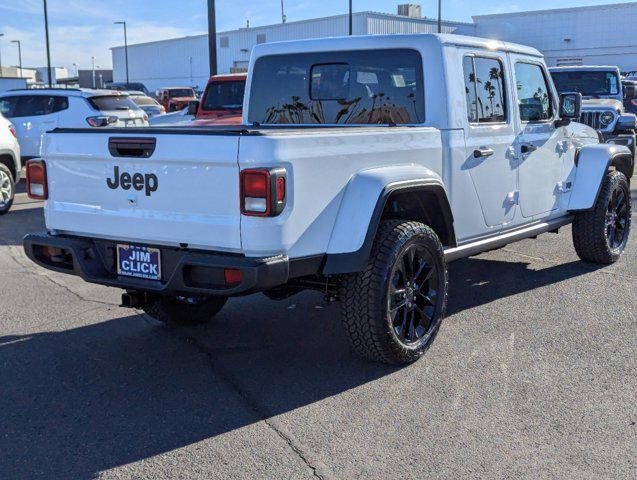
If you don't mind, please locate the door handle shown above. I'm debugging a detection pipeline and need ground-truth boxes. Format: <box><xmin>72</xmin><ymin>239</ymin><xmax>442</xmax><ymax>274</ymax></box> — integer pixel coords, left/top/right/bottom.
<box><xmin>521</xmin><ymin>143</ymin><xmax>538</xmax><ymax>154</ymax></box>
<box><xmin>473</xmin><ymin>147</ymin><xmax>495</xmax><ymax>158</ymax></box>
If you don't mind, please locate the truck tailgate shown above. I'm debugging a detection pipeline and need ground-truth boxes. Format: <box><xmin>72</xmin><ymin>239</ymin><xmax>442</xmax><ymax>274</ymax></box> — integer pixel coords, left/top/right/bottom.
<box><xmin>43</xmin><ymin>131</ymin><xmax>242</xmax><ymax>252</ymax></box>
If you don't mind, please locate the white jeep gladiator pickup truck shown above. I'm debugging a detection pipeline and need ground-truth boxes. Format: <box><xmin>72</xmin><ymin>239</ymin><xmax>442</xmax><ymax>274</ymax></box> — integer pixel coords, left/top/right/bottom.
<box><xmin>24</xmin><ymin>34</ymin><xmax>632</xmax><ymax>365</ymax></box>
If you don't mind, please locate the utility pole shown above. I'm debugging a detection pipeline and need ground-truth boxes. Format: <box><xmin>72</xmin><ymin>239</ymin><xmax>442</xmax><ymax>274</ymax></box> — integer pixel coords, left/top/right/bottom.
<box><xmin>11</xmin><ymin>40</ymin><xmax>22</xmax><ymax>79</ymax></box>
<box><xmin>114</xmin><ymin>21</ymin><xmax>129</xmax><ymax>83</ymax></box>
<box><xmin>281</xmin><ymin>0</ymin><xmax>286</xmax><ymax>23</ymax></box>
<box><xmin>44</xmin><ymin>0</ymin><xmax>53</xmax><ymax>86</ymax></box>
<box><xmin>438</xmin><ymin>0</ymin><xmax>442</xmax><ymax>33</ymax></box>
<box><xmin>92</xmin><ymin>56</ymin><xmax>96</xmax><ymax>89</ymax></box>
<box><xmin>349</xmin><ymin>0</ymin><xmax>353</xmax><ymax>35</ymax></box>
<box><xmin>207</xmin><ymin>0</ymin><xmax>217</xmax><ymax>76</ymax></box>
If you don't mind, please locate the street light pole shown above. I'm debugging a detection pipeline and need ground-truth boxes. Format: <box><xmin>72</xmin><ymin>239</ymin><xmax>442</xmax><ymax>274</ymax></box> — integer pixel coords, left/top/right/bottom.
<box><xmin>438</xmin><ymin>0</ymin><xmax>442</xmax><ymax>33</ymax></box>
<box><xmin>207</xmin><ymin>0</ymin><xmax>217</xmax><ymax>76</ymax></box>
<box><xmin>92</xmin><ymin>56</ymin><xmax>96</xmax><ymax>89</ymax></box>
<box><xmin>11</xmin><ymin>40</ymin><xmax>22</xmax><ymax>79</ymax></box>
<box><xmin>0</xmin><ymin>33</ymin><xmax>4</xmax><ymax>75</ymax></box>
<box><xmin>280</xmin><ymin>0</ymin><xmax>286</xmax><ymax>23</ymax></box>
<box><xmin>114</xmin><ymin>21</ymin><xmax>129</xmax><ymax>84</ymax></box>
<box><xmin>44</xmin><ymin>0</ymin><xmax>53</xmax><ymax>86</ymax></box>
<box><xmin>349</xmin><ymin>0</ymin><xmax>353</xmax><ymax>35</ymax></box>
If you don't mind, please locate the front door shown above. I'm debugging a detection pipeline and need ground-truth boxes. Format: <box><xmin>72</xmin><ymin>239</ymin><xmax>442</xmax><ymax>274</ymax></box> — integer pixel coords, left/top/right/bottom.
<box><xmin>510</xmin><ymin>59</ymin><xmax>564</xmax><ymax>219</ymax></box>
<box><xmin>462</xmin><ymin>53</ymin><xmax>517</xmax><ymax>229</ymax></box>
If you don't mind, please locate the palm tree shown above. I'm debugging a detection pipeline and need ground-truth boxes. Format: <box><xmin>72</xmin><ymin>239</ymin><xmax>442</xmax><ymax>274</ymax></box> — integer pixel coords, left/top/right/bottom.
<box><xmin>484</xmin><ymin>81</ymin><xmax>496</xmax><ymax>118</ymax></box>
<box><xmin>489</xmin><ymin>67</ymin><xmax>504</xmax><ymax>116</ymax></box>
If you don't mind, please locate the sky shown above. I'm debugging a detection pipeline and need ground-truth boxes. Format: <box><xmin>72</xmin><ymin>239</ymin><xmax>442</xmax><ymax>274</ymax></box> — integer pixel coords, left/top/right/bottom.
<box><xmin>0</xmin><ymin>0</ymin><xmax>636</xmax><ymax>73</ymax></box>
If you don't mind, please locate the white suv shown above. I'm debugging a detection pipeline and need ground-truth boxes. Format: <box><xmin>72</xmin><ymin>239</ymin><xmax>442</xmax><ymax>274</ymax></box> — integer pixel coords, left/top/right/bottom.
<box><xmin>0</xmin><ymin>89</ymin><xmax>148</xmax><ymax>160</ymax></box>
<box><xmin>0</xmin><ymin>113</ymin><xmax>20</xmax><ymax>214</ymax></box>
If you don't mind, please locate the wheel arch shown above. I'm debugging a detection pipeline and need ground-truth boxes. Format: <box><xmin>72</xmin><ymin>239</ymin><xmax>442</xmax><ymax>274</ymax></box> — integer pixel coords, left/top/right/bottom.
<box><xmin>569</xmin><ymin>144</ymin><xmax>632</xmax><ymax>211</ymax></box>
<box><xmin>0</xmin><ymin>149</ymin><xmax>18</xmax><ymax>182</ymax></box>
<box><xmin>323</xmin><ymin>171</ymin><xmax>456</xmax><ymax>275</ymax></box>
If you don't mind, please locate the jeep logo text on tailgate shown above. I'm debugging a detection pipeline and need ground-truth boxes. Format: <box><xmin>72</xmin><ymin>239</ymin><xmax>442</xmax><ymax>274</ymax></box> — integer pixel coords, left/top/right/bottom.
<box><xmin>107</xmin><ymin>166</ymin><xmax>158</xmax><ymax>196</ymax></box>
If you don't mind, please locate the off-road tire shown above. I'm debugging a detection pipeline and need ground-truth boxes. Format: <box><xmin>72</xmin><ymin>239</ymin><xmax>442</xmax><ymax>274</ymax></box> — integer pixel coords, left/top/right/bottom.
<box><xmin>340</xmin><ymin>220</ymin><xmax>448</xmax><ymax>365</ymax></box>
<box><xmin>0</xmin><ymin>163</ymin><xmax>15</xmax><ymax>215</ymax></box>
<box><xmin>573</xmin><ymin>171</ymin><xmax>631</xmax><ymax>264</ymax></box>
<box><xmin>143</xmin><ymin>295</ymin><xmax>227</xmax><ymax>326</ymax></box>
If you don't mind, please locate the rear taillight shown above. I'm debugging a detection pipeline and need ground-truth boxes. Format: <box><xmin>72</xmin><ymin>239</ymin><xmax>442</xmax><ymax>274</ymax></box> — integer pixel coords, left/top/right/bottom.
<box><xmin>86</xmin><ymin>116</ymin><xmax>118</xmax><ymax>127</ymax></box>
<box><xmin>26</xmin><ymin>160</ymin><xmax>47</xmax><ymax>200</ymax></box>
<box><xmin>8</xmin><ymin>124</ymin><xmax>17</xmax><ymax>138</ymax></box>
<box><xmin>240</xmin><ymin>168</ymin><xmax>287</xmax><ymax>217</ymax></box>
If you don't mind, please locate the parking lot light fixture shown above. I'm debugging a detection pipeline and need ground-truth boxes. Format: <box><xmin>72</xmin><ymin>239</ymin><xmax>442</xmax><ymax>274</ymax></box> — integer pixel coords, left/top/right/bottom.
<box><xmin>114</xmin><ymin>21</ymin><xmax>129</xmax><ymax>84</ymax></box>
<box><xmin>11</xmin><ymin>40</ymin><xmax>22</xmax><ymax>78</ymax></box>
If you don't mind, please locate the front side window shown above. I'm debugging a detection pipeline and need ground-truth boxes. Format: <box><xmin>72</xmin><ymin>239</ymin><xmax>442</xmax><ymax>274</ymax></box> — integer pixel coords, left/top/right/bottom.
<box><xmin>248</xmin><ymin>49</ymin><xmax>424</xmax><ymax>125</ymax></box>
<box><xmin>463</xmin><ymin>56</ymin><xmax>507</xmax><ymax>123</ymax></box>
<box><xmin>515</xmin><ymin>62</ymin><xmax>554</xmax><ymax>122</ymax></box>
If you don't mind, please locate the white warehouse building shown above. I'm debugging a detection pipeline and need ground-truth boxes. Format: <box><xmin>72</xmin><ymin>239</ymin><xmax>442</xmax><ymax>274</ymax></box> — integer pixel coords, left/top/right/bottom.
<box><xmin>472</xmin><ymin>2</ymin><xmax>637</xmax><ymax>71</ymax></box>
<box><xmin>112</xmin><ymin>2</ymin><xmax>637</xmax><ymax>92</ymax></box>
<box><xmin>111</xmin><ymin>7</ymin><xmax>474</xmax><ymax>92</ymax></box>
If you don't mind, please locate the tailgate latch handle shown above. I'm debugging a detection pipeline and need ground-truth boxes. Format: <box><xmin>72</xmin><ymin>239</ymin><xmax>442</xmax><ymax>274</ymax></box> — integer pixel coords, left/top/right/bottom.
<box><xmin>109</xmin><ymin>137</ymin><xmax>157</xmax><ymax>158</ymax></box>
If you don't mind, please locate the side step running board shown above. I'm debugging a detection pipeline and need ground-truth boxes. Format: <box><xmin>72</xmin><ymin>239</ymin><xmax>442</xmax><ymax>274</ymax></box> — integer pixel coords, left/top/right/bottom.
<box><xmin>444</xmin><ymin>216</ymin><xmax>573</xmax><ymax>262</ymax></box>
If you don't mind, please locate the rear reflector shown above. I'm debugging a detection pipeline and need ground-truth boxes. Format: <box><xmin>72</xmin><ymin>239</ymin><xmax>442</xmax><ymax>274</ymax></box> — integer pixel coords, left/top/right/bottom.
<box><xmin>224</xmin><ymin>268</ymin><xmax>243</xmax><ymax>285</ymax></box>
<box><xmin>26</xmin><ymin>160</ymin><xmax>48</xmax><ymax>200</ymax></box>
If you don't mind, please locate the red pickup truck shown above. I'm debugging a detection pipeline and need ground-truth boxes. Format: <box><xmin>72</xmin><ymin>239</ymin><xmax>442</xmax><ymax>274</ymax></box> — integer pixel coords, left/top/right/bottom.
<box><xmin>191</xmin><ymin>74</ymin><xmax>247</xmax><ymax>126</ymax></box>
<box><xmin>157</xmin><ymin>87</ymin><xmax>198</xmax><ymax>112</ymax></box>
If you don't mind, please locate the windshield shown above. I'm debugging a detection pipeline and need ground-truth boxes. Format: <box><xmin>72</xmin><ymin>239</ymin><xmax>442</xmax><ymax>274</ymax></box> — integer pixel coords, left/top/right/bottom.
<box><xmin>89</xmin><ymin>95</ymin><xmax>140</xmax><ymax>111</ymax></box>
<box><xmin>551</xmin><ymin>71</ymin><xmax>620</xmax><ymax>97</ymax></box>
<box><xmin>202</xmin><ymin>81</ymin><xmax>245</xmax><ymax>111</ymax></box>
<box><xmin>169</xmin><ymin>89</ymin><xmax>195</xmax><ymax>98</ymax></box>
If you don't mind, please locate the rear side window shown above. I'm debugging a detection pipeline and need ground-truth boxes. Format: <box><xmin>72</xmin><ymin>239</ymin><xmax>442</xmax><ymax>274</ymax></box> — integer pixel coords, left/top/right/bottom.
<box><xmin>0</xmin><ymin>95</ymin><xmax>68</xmax><ymax>118</ymax></box>
<box><xmin>248</xmin><ymin>49</ymin><xmax>424</xmax><ymax>125</ymax></box>
<box><xmin>463</xmin><ymin>56</ymin><xmax>507</xmax><ymax>123</ymax></box>
<box><xmin>89</xmin><ymin>95</ymin><xmax>139</xmax><ymax>111</ymax></box>
<box><xmin>0</xmin><ymin>97</ymin><xmax>19</xmax><ymax>117</ymax></box>
<box><xmin>515</xmin><ymin>62</ymin><xmax>554</xmax><ymax>122</ymax></box>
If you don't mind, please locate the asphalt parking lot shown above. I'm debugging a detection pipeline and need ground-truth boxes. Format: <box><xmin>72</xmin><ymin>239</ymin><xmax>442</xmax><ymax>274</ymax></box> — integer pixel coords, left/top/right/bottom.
<box><xmin>1</xmin><ymin>179</ymin><xmax>635</xmax><ymax>480</ymax></box>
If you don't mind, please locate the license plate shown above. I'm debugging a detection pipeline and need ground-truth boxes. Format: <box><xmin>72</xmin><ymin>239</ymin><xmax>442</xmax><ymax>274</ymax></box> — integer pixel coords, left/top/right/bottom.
<box><xmin>125</xmin><ymin>119</ymin><xmax>136</xmax><ymax>127</ymax></box>
<box><xmin>117</xmin><ymin>244</ymin><xmax>161</xmax><ymax>280</ymax></box>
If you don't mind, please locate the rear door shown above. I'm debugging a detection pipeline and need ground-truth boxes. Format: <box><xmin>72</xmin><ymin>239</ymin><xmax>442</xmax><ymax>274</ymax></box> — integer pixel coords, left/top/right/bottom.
<box><xmin>43</xmin><ymin>131</ymin><xmax>243</xmax><ymax>252</ymax></box>
<box><xmin>510</xmin><ymin>58</ymin><xmax>564</xmax><ymax>219</ymax></box>
<box><xmin>461</xmin><ymin>52</ymin><xmax>517</xmax><ymax>229</ymax></box>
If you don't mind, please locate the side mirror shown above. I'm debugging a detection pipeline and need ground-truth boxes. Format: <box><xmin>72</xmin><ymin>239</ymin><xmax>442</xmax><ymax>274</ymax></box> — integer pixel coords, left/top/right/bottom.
<box><xmin>187</xmin><ymin>100</ymin><xmax>200</xmax><ymax>116</ymax></box>
<box><xmin>559</xmin><ymin>92</ymin><xmax>582</xmax><ymax>120</ymax></box>
<box><xmin>617</xmin><ymin>113</ymin><xmax>637</xmax><ymax>131</ymax></box>
<box><xmin>624</xmin><ymin>84</ymin><xmax>637</xmax><ymax>99</ymax></box>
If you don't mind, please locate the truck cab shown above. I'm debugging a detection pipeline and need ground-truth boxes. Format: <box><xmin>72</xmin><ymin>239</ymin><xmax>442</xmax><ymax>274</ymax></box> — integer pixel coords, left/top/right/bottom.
<box><xmin>550</xmin><ymin>65</ymin><xmax>637</xmax><ymax>173</ymax></box>
<box><xmin>191</xmin><ymin>74</ymin><xmax>247</xmax><ymax>126</ymax></box>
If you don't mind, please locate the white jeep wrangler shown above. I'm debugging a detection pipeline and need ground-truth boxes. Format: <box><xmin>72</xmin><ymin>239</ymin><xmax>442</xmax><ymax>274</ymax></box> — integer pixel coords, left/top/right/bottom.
<box><xmin>24</xmin><ymin>34</ymin><xmax>632</xmax><ymax>365</ymax></box>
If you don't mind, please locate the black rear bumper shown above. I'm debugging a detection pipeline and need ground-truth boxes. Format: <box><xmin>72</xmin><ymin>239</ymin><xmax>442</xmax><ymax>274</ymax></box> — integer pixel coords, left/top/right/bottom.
<box><xmin>23</xmin><ymin>232</ymin><xmax>289</xmax><ymax>297</ymax></box>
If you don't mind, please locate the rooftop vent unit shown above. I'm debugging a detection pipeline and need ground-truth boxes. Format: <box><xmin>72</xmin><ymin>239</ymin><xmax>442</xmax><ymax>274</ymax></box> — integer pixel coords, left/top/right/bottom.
<box><xmin>398</xmin><ymin>4</ymin><xmax>422</xmax><ymax>18</ymax></box>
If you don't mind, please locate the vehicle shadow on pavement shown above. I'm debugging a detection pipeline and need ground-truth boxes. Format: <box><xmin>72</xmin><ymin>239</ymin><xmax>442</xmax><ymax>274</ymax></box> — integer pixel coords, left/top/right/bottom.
<box><xmin>0</xmin><ymin>297</ymin><xmax>398</xmax><ymax>480</ymax></box>
<box><xmin>446</xmin><ymin>256</ymin><xmax>605</xmax><ymax>315</ymax></box>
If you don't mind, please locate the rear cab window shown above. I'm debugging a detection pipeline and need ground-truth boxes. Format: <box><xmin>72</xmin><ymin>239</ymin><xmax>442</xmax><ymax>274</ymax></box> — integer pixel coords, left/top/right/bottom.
<box><xmin>514</xmin><ymin>62</ymin><xmax>554</xmax><ymax>122</ymax></box>
<box><xmin>202</xmin><ymin>81</ymin><xmax>245</xmax><ymax>111</ymax></box>
<box><xmin>248</xmin><ymin>49</ymin><xmax>424</xmax><ymax>125</ymax></box>
<box><xmin>89</xmin><ymin>95</ymin><xmax>139</xmax><ymax>111</ymax></box>
<box><xmin>168</xmin><ymin>89</ymin><xmax>195</xmax><ymax>98</ymax></box>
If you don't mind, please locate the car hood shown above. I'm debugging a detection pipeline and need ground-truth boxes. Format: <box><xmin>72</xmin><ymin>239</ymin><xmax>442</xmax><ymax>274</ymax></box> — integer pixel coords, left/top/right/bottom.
<box><xmin>581</xmin><ymin>98</ymin><xmax>623</xmax><ymax>112</ymax></box>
